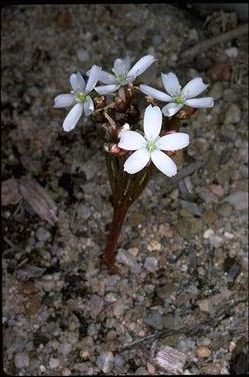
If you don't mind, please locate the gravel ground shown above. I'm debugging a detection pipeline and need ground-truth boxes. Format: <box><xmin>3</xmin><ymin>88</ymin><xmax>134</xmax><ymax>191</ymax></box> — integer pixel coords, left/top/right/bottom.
<box><xmin>2</xmin><ymin>4</ymin><xmax>248</xmax><ymax>376</ymax></box>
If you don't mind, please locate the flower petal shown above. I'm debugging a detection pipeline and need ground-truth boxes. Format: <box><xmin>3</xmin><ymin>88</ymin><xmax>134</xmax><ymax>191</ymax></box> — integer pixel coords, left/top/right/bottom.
<box><xmin>143</xmin><ymin>105</ymin><xmax>162</xmax><ymax>140</ymax></box>
<box><xmin>122</xmin><ymin>56</ymin><xmax>131</xmax><ymax>73</ymax></box>
<box><xmin>70</xmin><ymin>72</ymin><xmax>85</xmax><ymax>91</ymax></box>
<box><xmin>83</xmin><ymin>96</ymin><xmax>94</xmax><ymax>116</ymax></box>
<box><xmin>118</xmin><ymin>131</ymin><xmax>146</xmax><ymax>150</ymax></box>
<box><xmin>124</xmin><ymin>148</ymin><xmax>150</xmax><ymax>174</ymax></box>
<box><xmin>113</xmin><ymin>57</ymin><xmax>130</xmax><ymax>76</ymax></box>
<box><xmin>161</xmin><ymin>72</ymin><xmax>181</xmax><ymax>97</ymax></box>
<box><xmin>127</xmin><ymin>55</ymin><xmax>156</xmax><ymax>79</ymax></box>
<box><xmin>151</xmin><ymin>150</ymin><xmax>177</xmax><ymax>177</ymax></box>
<box><xmin>184</xmin><ymin>97</ymin><xmax>214</xmax><ymax>108</ymax></box>
<box><xmin>162</xmin><ymin>103</ymin><xmax>183</xmax><ymax>117</ymax></box>
<box><xmin>85</xmin><ymin>65</ymin><xmax>102</xmax><ymax>92</ymax></box>
<box><xmin>98</xmin><ymin>70</ymin><xmax>116</xmax><ymax>84</ymax></box>
<box><xmin>139</xmin><ymin>84</ymin><xmax>172</xmax><ymax>102</ymax></box>
<box><xmin>62</xmin><ymin>103</ymin><xmax>83</xmax><ymax>132</ymax></box>
<box><xmin>181</xmin><ymin>78</ymin><xmax>209</xmax><ymax>99</ymax></box>
<box><xmin>95</xmin><ymin>84</ymin><xmax>119</xmax><ymax>95</ymax></box>
<box><xmin>156</xmin><ymin>132</ymin><xmax>190</xmax><ymax>151</ymax></box>
<box><xmin>53</xmin><ymin>94</ymin><xmax>75</xmax><ymax>108</ymax></box>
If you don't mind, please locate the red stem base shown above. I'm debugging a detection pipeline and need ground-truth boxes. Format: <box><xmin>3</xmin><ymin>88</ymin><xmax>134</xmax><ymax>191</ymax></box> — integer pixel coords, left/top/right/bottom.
<box><xmin>103</xmin><ymin>200</ymin><xmax>129</xmax><ymax>267</ymax></box>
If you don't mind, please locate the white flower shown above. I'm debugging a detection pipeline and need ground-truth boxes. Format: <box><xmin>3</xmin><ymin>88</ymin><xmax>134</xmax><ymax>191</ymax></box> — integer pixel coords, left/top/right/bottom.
<box><xmin>53</xmin><ymin>65</ymin><xmax>101</xmax><ymax>131</ymax></box>
<box><xmin>94</xmin><ymin>55</ymin><xmax>156</xmax><ymax>95</ymax></box>
<box><xmin>140</xmin><ymin>72</ymin><xmax>214</xmax><ymax>117</ymax></box>
<box><xmin>118</xmin><ymin>105</ymin><xmax>190</xmax><ymax>176</ymax></box>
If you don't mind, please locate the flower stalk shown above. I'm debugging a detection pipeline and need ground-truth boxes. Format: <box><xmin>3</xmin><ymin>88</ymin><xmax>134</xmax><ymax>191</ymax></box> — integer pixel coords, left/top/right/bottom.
<box><xmin>104</xmin><ymin>152</ymin><xmax>153</xmax><ymax>266</ymax></box>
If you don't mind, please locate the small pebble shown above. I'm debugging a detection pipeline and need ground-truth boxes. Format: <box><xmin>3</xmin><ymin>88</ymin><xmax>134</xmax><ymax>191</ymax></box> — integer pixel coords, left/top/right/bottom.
<box><xmin>196</xmin><ymin>346</ymin><xmax>211</xmax><ymax>358</ymax></box>
<box><xmin>36</xmin><ymin>227</ymin><xmax>51</xmax><ymax>242</ymax></box>
<box><xmin>62</xmin><ymin>368</ymin><xmax>72</xmax><ymax>376</ymax></box>
<box><xmin>96</xmin><ymin>351</ymin><xmax>115</xmax><ymax>373</ymax></box>
<box><xmin>225</xmin><ymin>47</ymin><xmax>238</xmax><ymax>58</ymax></box>
<box><xmin>14</xmin><ymin>352</ymin><xmax>30</xmax><ymax>369</ymax></box>
<box><xmin>144</xmin><ymin>257</ymin><xmax>159</xmax><ymax>273</ymax></box>
<box><xmin>49</xmin><ymin>358</ymin><xmax>60</xmax><ymax>369</ymax></box>
<box><xmin>148</xmin><ymin>239</ymin><xmax>161</xmax><ymax>252</ymax></box>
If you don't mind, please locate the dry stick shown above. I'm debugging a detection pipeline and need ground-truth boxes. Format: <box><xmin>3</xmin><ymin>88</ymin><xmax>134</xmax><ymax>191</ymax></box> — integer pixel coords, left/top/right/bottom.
<box><xmin>119</xmin><ymin>294</ymin><xmax>247</xmax><ymax>352</ymax></box>
<box><xmin>180</xmin><ymin>23</ymin><xmax>248</xmax><ymax>62</ymax></box>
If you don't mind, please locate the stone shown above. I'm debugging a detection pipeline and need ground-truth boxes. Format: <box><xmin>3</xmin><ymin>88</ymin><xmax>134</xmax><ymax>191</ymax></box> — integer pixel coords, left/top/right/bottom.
<box><xmin>77</xmin><ymin>48</ymin><xmax>90</xmax><ymax>62</ymax></box>
<box><xmin>148</xmin><ymin>239</ymin><xmax>161</xmax><ymax>251</ymax></box>
<box><xmin>135</xmin><ymin>367</ymin><xmax>148</xmax><ymax>375</ymax></box>
<box><xmin>116</xmin><ymin>249</ymin><xmax>141</xmax><ymax>273</ymax></box>
<box><xmin>14</xmin><ymin>352</ymin><xmax>30</xmax><ymax>369</ymax></box>
<box><xmin>223</xmin><ymin>191</ymin><xmax>248</xmax><ymax>211</ymax></box>
<box><xmin>203</xmin><ymin>229</ymin><xmax>225</xmax><ymax>248</ymax></box>
<box><xmin>224</xmin><ymin>104</ymin><xmax>241</xmax><ymax>124</ymax></box>
<box><xmin>58</xmin><ymin>342</ymin><xmax>72</xmax><ymax>356</ymax></box>
<box><xmin>216</xmin><ymin>202</ymin><xmax>234</xmax><ymax>217</ymax></box>
<box><xmin>62</xmin><ymin>368</ymin><xmax>72</xmax><ymax>376</ymax></box>
<box><xmin>89</xmin><ymin>295</ymin><xmax>104</xmax><ymax>318</ymax></box>
<box><xmin>104</xmin><ymin>292</ymin><xmax>117</xmax><ymax>303</ymax></box>
<box><xmin>77</xmin><ymin>204</ymin><xmax>92</xmax><ymax>220</ymax></box>
<box><xmin>202</xmin><ymin>209</ymin><xmax>217</xmax><ymax>225</ymax></box>
<box><xmin>220</xmin><ymin>147</ymin><xmax>233</xmax><ymax>165</ymax></box>
<box><xmin>128</xmin><ymin>212</ymin><xmax>146</xmax><ymax>226</ymax></box>
<box><xmin>197</xmin><ymin>299</ymin><xmax>213</xmax><ymax>313</ymax></box>
<box><xmin>209</xmin><ymin>184</ymin><xmax>225</xmax><ymax>197</ymax></box>
<box><xmin>96</xmin><ymin>351</ymin><xmax>115</xmax><ymax>374</ymax></box>
<box><xmin>225</xmin><ymin>47</ymin><xmax>238</xmax><ymax>58</ymax></box>
<box><xmin>208</xmin><ymin>82</ymin><xmax>223</xmax><ymax>100</ymax></box>
<box><xmin>180</xmin><ymin>200</ymin><xmax>203</xmax><ymax>217</ymax></box>
<box><xmin>144</xmin><ymin>257</ymin><xmax>159</xmax><ymax>273</ymax></box>
<box><xmin>177</xmin><ymin>216</ymin><xmax>204</xmax><ymax>239</ymax></box>
<box><xmin>49</xmin><ymin>358</ymin><xmax>60</xmax><ymax>369</ymax></box>
<box><xmin>36</xmin><ymin>227</ymin><xmax>51</xmax><ymax>242</ymax></box>
<box><xmin>154</xmin><ymin>346</ymin><xmax>187</xmax><ymax>374</ymax></box>
<box><xmin>113</xmin><ymin>300</ymin><xmax>126</xmax><ymax>317</ymax></box>
<box><xmin>144</xmin><ymin>311</ymin><xmax>164</xmax><ymax>330</ymax></box>
<box><xmin>188</xmin><ymin>28</ymin><xmax>199</xmax><ymax>41</ymax></box>
<box><xmin>196</xmin><ymin>346</ymin><xmax>211</xmax><ymax>358</ymax></box>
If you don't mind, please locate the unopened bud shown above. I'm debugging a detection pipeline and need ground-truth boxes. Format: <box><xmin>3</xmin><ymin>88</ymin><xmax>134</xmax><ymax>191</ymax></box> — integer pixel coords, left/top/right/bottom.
<box><xmin>114</xmin><ymin>97</ymin><xmax>128</xmax><ymax>112</ymax></box>
<box><xmin>160</xmin><ymin>130</ymin><xmax>176</xmax><ymax>136</ymax></box>
<box><xmin>107</xmin><ymin>143</ymin><xmax>127</xmax><ymax>156</ymax></box>
<box><xmin>166</xmin><ymin>151</ymin><xmax>176</xmax><ymax>157</ymax></box>
<box><xmin>145</xmin><ymin>95</ymin><xmax>155</xmax><ymax>104</ymax></box>
<box><xmin>176</xmin><ymin>106</ymin><xmax>197</xmax><ymax>120</ymax></box>
<box><xmin>93</xmin><ymin>95</ymin><xmax>107</xmax><ymax>111</ymax></box>
<box><xmin>111</xmin><ymin>144</ymin><xmax>122</xmax><ymax>154</ymax></box>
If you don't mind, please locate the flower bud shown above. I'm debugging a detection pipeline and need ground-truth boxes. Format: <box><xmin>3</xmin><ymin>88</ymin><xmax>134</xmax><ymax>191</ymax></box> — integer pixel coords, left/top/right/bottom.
<box><xmin>106</xmin><ymin>143</ymin><xmax>127</xmax><ymax>156</ymax></box>
<box><xmin>176</xmin><ymin>106</ymin><xmax>197</xmax><ymax>120</ymax></box>
<box><xmin>114</xmin><ymin>97</ymin><xmax>128</xmax><ymax>113</ymax></box>
<box><xmin>94</xmin><ymin>95</ymin><xmax>106</xmax><ymax>109</ymax></box>
<box><xmin>160</xmin><ymin>130</ymin><xmax>176</xmax><ymax>137</ymax></box>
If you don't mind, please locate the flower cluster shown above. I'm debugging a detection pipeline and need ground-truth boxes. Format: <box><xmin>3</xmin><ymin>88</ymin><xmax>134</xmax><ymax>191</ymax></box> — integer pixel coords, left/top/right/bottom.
<box><xmin>54</xmin><ymin>54</ymin><xmax>214</xmax><ymax>177</ymax></box>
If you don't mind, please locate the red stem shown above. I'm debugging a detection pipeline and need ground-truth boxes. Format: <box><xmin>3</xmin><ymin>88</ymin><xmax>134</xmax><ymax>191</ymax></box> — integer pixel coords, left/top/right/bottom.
<box><xmin>103</xmin><ymin>199</ymin><xmax>130</xmax><ymax>267</ymax></box>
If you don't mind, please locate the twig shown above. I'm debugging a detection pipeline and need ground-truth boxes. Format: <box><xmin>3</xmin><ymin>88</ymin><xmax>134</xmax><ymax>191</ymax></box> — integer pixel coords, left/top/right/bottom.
<box><xmin>3</xmin><ymin>236</ymin><xmax>21</xmax><ymax>254</ymax></box>
<box><xmin>118</xmin><ymin>294</ymin><xmax>247</xmax><ymax>352</ymax></box>
<box><xmin>180</xmin><ymin>23</ymin><xmax>248</xmax><ymax>61</ymax></box>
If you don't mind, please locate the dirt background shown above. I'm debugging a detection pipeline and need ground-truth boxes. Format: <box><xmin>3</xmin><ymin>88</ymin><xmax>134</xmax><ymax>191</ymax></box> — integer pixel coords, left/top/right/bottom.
<box><xmin>2</xmin><ymin>4</ymin><xmax>248</xmax><ymax>375</ymax></box>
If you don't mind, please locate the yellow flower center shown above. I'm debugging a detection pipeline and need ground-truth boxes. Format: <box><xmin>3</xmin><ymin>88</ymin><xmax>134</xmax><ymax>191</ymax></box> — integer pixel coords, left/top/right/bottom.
<box><xmin>147</xmin><ymin>140</ymin><xmax>156</xmax><ymax>152</ymax></box>
<box><xmin>174</xmin><ymin>95</ymin><xmax>183</xmax><ymax>104</ymax></box>
<box><xmin>75</xmin><ymin>91</ymin><xmax>87</xmax><ymax>102</ymax></box>
<box><xmin>116</xmin><ymin>74</ymin><xmax>126</xmax><ymax>84</ymax></box>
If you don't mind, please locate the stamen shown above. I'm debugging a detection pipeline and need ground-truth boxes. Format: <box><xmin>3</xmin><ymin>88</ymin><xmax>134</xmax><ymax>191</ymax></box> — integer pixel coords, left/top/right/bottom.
<box><xmin>75</xmin><ymin>91</ymin><xmax>87</xmax><ymax>103</ymax></box>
